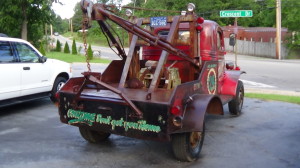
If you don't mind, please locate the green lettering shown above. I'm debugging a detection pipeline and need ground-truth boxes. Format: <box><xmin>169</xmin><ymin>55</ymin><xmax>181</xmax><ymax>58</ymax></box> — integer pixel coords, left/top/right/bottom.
<box><xmin>67</xmin><ymin>109</ymin><xmax>96</xmax><ymax>126</ymax></box>
<box><xmin>68</xmin><ymin>110</ymin><xmax>161</xmax><ymax>133</ymax></box>
<box><xmin>208</xmin><ymin>64</ymin><xmax>217</xmax><ymax>68</ymax></box>
<box><xmin>124</xmin><ymin>122</ymin><xmax>129</xmax><ymax>131</ymax></box>
<box><xmin>96</xmin><ymin>114</ymin><xmax>103</xmax><ymax>123</ymax></box>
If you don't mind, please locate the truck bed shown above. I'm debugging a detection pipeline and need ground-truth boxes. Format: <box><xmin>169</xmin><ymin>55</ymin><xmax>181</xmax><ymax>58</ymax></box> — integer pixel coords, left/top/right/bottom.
<box><xmin>61</xmin><ymin>80</ymin><xmax>174</xmax><ymax>105</ymax></box>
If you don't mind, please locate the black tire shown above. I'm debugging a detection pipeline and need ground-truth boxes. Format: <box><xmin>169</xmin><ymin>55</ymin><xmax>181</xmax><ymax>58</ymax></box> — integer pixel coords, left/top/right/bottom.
<box><xmin>228</xmin><ymin>80</ymin><xmax>244</xmax><ymax>116</ymax></box>
<box><xmin>171</xmin><ymin>124</ymin><xmax>205</xmax><ymax>162</ymax></box>
<box><xmin>50</xmin><ymin>77</ymin><xmax>67</xmax><ymax>102</ymax></box>
<box><xmin>79</xmin><ymin>127</ymin><xmax>111</xmax><ymax>143</ymax></box>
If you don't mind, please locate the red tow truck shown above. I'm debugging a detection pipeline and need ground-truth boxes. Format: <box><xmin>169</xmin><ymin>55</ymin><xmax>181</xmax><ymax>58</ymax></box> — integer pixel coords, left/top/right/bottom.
<box><xmin>56</xmin><ymin>1</ymin><xmax>244</xmax><ymax>162</ymax></box>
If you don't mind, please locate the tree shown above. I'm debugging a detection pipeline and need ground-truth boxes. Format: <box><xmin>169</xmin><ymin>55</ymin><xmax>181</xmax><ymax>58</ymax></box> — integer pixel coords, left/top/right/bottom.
<box><xmin>0</xmin><ymin>0</ymin><xmax>53</xmax><ymax>44</ymax></box>
<box><xmin>281</xmin><ymin>0</ymin><xmax>300</xmax><ymax>32</ymax></box>
<box><xmin>56</xmin><ymin>40</ymin><xmax>61</xmax><ymax>52</ymax></box>
<box><xmin>52</xmin><ymin>15</ymin><xmax>69</xmax><ymax>34</ymax></box>
<box><xmin>87</xmin><ymin>44</ymin><xmax>93</xmax><ymax>60</ymax></box>
<box><xmin>64</xmin><ymin>42</ymin><xmax>70</xmax><ymax>53</ymax></box>
<box><xmin>72</xmin><ymin>39</ymin><xmax>78</xmax><ymax>55</ymax></box>
<box><xmin>72</xmin><ymin>2</ymin><xmax>83</xmax><ymax>32</ymax></box>
<box><xmin>39</xmin><ymin>42</ymin><xmax>46</xmax><ymax>56</ymax></box>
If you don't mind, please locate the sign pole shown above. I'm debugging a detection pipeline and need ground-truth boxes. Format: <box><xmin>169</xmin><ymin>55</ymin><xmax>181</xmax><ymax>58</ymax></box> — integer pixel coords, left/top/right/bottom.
<box><xmin>220</xmin><ymin>10</ymin><xmax>252</xmax><ymax>68</ymax></box>
<box><xmin>234</xmin><ymin>17</ymin><xmax>238</xmax><ymax>68</ymax></box>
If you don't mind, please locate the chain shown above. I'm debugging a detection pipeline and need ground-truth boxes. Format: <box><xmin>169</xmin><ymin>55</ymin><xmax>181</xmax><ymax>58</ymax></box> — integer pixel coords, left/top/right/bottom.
<box><xmin>82</xmin><ymin>15</ymin><xmax>91</xmax><ymax>72</ymax></box>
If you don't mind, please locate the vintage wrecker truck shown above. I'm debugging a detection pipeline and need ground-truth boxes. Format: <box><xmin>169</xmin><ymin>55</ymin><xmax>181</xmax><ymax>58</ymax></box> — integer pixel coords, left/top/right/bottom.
<box><xmin>57</xmin><ymin>1</ymin><xmax>244</xmax><ymax>162</ymax></box>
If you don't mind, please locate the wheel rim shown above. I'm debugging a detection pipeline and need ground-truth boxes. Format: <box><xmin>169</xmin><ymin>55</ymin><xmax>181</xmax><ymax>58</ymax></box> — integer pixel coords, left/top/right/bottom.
<box><xmin>189</xmin><ymin>132</ymin><xmax>202</xmax><ymax>149</ymax></box>
<box><xmin>56</xmin><ymin>82</ymin><xmax>65</xmax><ymax>91</ymax></box>
<box><xmin>238</xmin><ymin>88</ymin><xmax>244</xmax><ymax>110</ymax></box>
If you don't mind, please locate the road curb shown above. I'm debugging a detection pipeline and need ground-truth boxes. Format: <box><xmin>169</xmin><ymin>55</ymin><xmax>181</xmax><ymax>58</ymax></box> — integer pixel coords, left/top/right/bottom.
<box><xmin>71</xmin><ymin>62</ymin><xmax>109</xmax><ymax>66</ymax></box>
<box><xmin>226</xmin><ymin>53</ymin><xmax>300</xmax><ymax>63</ymax></box>
<box><xmin>245</xmin><ymin>88</ymin><xmax>300</xmax><ymax>97</ymax></box>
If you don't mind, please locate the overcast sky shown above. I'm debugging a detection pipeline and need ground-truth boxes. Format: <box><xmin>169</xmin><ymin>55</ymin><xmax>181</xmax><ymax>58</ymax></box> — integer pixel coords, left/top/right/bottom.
<box><xmin>52</xmin><ymin>0</ymin><xmax>131</xmax><ymax>19</ymax></box>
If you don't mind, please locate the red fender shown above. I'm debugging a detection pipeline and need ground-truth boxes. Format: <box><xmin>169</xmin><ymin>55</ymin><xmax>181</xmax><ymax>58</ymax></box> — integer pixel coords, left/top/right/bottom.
<box><xmin>220</xmin><ymin>71</ymin><xmax>244</xmax><ymax>96</ymax></box>
<box><xmin>172</xmin><ymin>94</ymin><xmax>223</xmax><ymax>134</ymax></box>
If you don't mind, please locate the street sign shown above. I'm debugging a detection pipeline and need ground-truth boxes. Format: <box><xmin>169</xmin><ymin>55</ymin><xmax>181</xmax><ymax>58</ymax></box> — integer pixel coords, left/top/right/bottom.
<box><xmin>220</xmin><ymin>10</ymin><xmax>253</xmax><ymax>17</ymax></box>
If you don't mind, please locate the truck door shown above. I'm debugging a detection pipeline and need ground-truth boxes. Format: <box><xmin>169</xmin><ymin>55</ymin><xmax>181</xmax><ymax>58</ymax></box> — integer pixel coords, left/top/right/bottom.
<box><xmin>217</xmin><ymin>29</ymin><xmax>226</xmax><ymax>86</ymax></box>
<box><xmin>0</xmin><ymin>41</ymin><xmax>21</xmax><ymax>100</ymax></box>
<box><xmin>14</xmin><ymin>42</ymin><xmax>51</xmax><ymax>96</ymax></box>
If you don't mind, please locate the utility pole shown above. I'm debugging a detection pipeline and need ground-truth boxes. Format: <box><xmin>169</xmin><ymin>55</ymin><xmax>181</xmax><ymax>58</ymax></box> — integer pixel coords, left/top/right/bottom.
<box><xmin>70</xmin><ymin>18</ymin><xmax>73</xmax><ymax>35</ymax></box>
<box><xmin>276</xmin><ymin>0</ymin><xmax>281</xmax><ymax>60</ymax></box>
<box><xmin>50</xmin><ymin>24</ymin><xmax>53</xmax><ymax>37</ymax></box>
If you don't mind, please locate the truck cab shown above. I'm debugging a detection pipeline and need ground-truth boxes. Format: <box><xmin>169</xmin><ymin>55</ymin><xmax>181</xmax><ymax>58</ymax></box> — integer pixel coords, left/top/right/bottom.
<box><xmin>142</xmin><ymin>20</ymin><xmax>226</xmax><ymax>85</ymax></box>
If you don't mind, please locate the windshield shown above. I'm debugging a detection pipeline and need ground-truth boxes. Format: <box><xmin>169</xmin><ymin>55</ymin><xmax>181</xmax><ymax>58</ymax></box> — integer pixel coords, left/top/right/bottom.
<box><xmin>158</xmin><ymin>30</ymin><xmax>190</xmax><ymax>44</ymax></box>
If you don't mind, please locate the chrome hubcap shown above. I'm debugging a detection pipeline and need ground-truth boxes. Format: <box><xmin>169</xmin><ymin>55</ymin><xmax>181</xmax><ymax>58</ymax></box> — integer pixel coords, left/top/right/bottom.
<box><xmin>57</xmin><ymin>82</ymin><xmax>65</xmax><ymax>91</ymax></box>
<box><xmin>190</xmin><ymin>132</ymin><xmax>201</xmax><ymax>149</ymax></box>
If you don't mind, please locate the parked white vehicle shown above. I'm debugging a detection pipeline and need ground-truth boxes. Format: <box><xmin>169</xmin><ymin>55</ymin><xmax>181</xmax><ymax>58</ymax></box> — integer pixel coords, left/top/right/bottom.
<box><xmin>0</xmin><ymin>36</ymin><xmax>72</xmax><ymax>107</ymax></box>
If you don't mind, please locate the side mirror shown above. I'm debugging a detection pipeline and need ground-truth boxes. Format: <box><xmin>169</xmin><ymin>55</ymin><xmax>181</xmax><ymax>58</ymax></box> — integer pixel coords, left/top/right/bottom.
<box><xmin>226</xmin><ymin>61</ymin><xmax>234</xmax><ymax>70</ymax></box>
<box><xmin>229</xmin><ymin>33</ymin><xmax>236</xmax><ymax>46</ymax></box>
<box><xmin>39</xmin><ymin>56</ymin><xmax>47</xmax><ymax>63</ymax></box>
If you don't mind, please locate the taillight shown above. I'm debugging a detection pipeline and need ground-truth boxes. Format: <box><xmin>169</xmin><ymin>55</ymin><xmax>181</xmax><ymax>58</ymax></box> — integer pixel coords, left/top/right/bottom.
<box><xmin>171</xmin><ymin>106</ymin><xmax>181</xmax><ymax>115</ymax></box>
<box><xmin>196</xmin><ymin>17</ymin><xmax>204</xmax><ymax>32</ymax></box>
<box><xmin>197</xmin><ymin>17</ymin><xmax>204</xmax><ymax>24</ymax></box>
<box><xmin>196</xmin><ymin>25</ymin><xmax>203</xmax><ymax>31</ymax></box>
<box><xmin>170</xmin><ymin>99</ymin><xmax>183</xmax><ymax>127</ymax></box>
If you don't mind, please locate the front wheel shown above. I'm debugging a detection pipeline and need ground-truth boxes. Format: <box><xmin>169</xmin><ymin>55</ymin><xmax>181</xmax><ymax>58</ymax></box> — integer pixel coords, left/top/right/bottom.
<box><xmin>171</xmin><ymin>124</ymin><xmax>205</xmax><ymax>162</ymax></box>
<box><xmin>79</xmin><ymin>127</ymin><xmax>111</xmax><ymax>143</ymax></box>
<box><xmin>228</xmin><ymin>80</ymin><xmax>244</xmax><ymax>116</ymax></box>
<box><xmin>50</xmin><ymin>77</ymin><xmax>67</xmax><ymax>102</ymax></box>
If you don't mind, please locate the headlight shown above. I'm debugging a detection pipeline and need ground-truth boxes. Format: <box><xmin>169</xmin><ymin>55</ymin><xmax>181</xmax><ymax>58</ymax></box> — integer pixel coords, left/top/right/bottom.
<box><xmin>187</xmin><ymin>3</ymin><xmax>195</xmax><ymax>12</ymax></box>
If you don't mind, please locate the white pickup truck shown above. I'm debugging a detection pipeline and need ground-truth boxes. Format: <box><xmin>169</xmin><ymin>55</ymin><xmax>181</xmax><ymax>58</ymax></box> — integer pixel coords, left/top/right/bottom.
<box><xmin>0</xmin><ymin>36</ymin><xmax>72</xmax><ymax>107</ymax></box>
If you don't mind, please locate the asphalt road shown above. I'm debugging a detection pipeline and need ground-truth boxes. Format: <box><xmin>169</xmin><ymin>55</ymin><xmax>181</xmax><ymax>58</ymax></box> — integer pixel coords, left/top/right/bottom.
<box><xmin>226</xmin><ymin>53</ymin><xmax>300</xmax><ymax>93</ymax></box>
<box><xmin>0</xmin><ymin>98</ymin><xmax>300</xmax><ymax>168</ymax></box>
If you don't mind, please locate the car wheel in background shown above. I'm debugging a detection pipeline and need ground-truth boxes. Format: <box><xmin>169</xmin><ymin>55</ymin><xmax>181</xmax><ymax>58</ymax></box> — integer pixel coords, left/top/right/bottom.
<box><xmin>50</xmin><ymin>77</ymin><xmax>67</xmax><ymax>102</ymax></box>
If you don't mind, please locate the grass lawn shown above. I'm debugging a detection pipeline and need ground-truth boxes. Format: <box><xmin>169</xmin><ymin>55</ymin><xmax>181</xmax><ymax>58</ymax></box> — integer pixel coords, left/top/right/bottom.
<box><xmin>46</xmin><ymin>52</ymin><xmax>111</xmax><ymax>64</ymax></box>
<box><xmin>245</xmin><ymin>93</ymin><xmax>300</xmax><ymax>105</ymax></box>
<box><xmin>63</xmin><ymin>32</ymin><xmax>110</xmax><ymax>47</ymax></box>
<box><xmin>63</xmin><ymin>31</ymin><xmax>129</xmax><ymax>47</ymax></box>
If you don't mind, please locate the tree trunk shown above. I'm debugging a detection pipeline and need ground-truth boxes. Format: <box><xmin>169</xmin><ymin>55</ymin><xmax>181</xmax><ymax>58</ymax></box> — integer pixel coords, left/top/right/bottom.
<box><xmin>21</xmin><ymin>1</ymin><xmax>28</xmax><ymax>40</ymax></box>
<box><xmin>21</xmin><ymin>19</ymin><xmax>28</xmax><ymax>40</ymax></box>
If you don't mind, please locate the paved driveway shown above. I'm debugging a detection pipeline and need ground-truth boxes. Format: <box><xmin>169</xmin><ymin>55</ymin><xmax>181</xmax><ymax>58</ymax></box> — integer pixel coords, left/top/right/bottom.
<box><xmin>0</xmin><ymin>98</ymin><xmax>299</xmax><ymax>168</ymax></box>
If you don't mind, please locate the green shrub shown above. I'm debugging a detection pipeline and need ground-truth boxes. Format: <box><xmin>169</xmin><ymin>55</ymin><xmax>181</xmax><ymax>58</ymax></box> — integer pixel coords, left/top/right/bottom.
<box><xmin>64</xmin><ymin>42</ymin><xmax>70</xmax><ymax>54</ymax></box>
<box><xmin>39</xmin><ymin>42</ymin><xmax>46</xmax><ymax>56</ymax></box>
<box><xmin>87</xmin><ymin>44</ymin><xmax>93</xmax><ymax>60</ymax></box>
<box><xmin>78</xmin><ymin>45</ymin><xmax>83</xmax><ymax>54</ymax></box>
<box><xmin>56</xmin><ymin>40</ymin><xmax>61</xmax><ymax>52</ymax></box>
<box><xmin>72</xmin><ymin>39</ymin><xmax>77</xmax><ymax>55</ymax></box>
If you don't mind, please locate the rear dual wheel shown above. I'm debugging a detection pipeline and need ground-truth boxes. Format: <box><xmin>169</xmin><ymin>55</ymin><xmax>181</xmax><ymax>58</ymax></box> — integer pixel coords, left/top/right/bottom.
<box><xmin>171</xmin><ymin>124</ymin><xmax>205</xmax><ymax>162</ymax></box>
<box><xmin>79</xmin><ymin>127</ymin><xmax>111</xmax><ymax>143</ymax></box>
